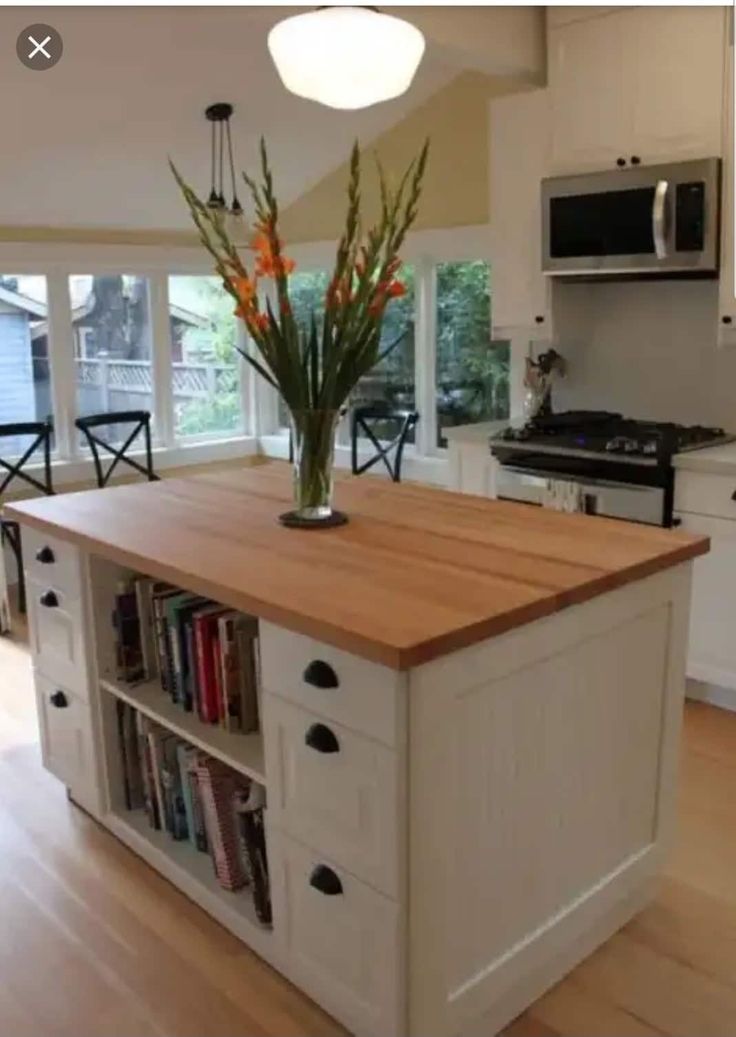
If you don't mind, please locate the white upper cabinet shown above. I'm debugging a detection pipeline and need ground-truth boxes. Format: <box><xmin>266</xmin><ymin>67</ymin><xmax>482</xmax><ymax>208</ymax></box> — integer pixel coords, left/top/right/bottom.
<box><xmin>718</xmin><ymin>23</ymin><xmax>735</xmax><ymax>346</ymax></box>
<box><xmin>490</xmin><ymin>88</ymin><xmax>552</xmax><ymax>333</ymax></box>
<box><xmin>549</xmin><ymin>7</ymin><xmax>727</xmax><ymax>174</ymax></box>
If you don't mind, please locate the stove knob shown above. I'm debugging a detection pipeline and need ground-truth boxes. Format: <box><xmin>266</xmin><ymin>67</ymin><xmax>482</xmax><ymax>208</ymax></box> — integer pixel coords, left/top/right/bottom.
<box><xmin>641</xmin><ymin>440</ymin><xmax>659</xmax><ymax>456</ymax></box>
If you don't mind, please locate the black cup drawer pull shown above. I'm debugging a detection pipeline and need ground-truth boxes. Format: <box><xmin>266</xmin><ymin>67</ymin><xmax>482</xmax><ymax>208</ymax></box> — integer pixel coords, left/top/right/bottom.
<box><xmin>305</xmin><ymin>722</ymin><xmax>340</xmax><ymax>754</ymax></box>
<box><xmin>40</xmin><ymin>590</ymin><xmax>59</xmax><ymax>608</ymax></box>
<box><xmin>303</xmin><ymin>659</ymin><xmax>339</xmax><ymax>689</ymax></box>
<box><xmin>309</xmin><ymin>864</ymin><xmax>343</xmax><ymax>896</ymax></box>
<box><xmin>35</xmin><ymin>545</ymin><xmax>55</xmax><ymax>564</ymax></box>
<box><xmin>50</xmin><ymin>690</ymin><xmax>68</xmax><ymax>708</ymax></box>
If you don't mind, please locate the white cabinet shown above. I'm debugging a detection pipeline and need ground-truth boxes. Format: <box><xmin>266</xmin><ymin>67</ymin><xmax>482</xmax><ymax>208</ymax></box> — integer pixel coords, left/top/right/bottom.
<box><xmin>269</xmin><ymin>829</ymin><xmax>403</xmax><ymax>1037</ymax></box>
<box><xmin>549</xmin><ymin>7</ymin><xmax>726</xmax><ymax>174</ymax></box>
<box><xmin>678</xmin><ymin>512</ymin><xmax>736</xmax><ymax>691</ymax></box>
<box><xmin>490</xmin><ymin>88</ymin><xmax>552</xmax><ymax>334</ymax></box>
<box><xmin>34</xmin><ymin>672</ymin><xmax>100</xmax><ymax>813</ymax></box>
<box><xmin>263</xmin><ymin>695</ymin><xmax>401</xmax><ymax>897</ymax></box>
<box><xmin>26</xmin><ymin>577</ymin><xmax>89</xmax><ymax>696</ymax></box>
<box><xmin>718</xmin><ymin>24</ymin><xmax>736</xmax><ymax>346</ymax></box>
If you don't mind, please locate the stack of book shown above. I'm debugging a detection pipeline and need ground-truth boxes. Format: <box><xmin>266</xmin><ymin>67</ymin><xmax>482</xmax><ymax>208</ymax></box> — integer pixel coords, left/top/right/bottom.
<box><xmin>112</xmin><ymin>577</ymin><xmax>260</xmax><ymax>733</ymax></box>
<box><xmin>116</xmin><ymin>699</ymin><xmax>272</xmax><ymax>925</ymax></box>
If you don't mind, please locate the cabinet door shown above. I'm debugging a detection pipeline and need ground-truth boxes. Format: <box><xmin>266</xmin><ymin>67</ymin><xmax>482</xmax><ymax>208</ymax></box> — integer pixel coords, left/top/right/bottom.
<box><xmin>678</xmin><ymin>513</ymin><xmax>736</xmax><ymax>690</ymax></box>
<box><xmin>549</xmin><ymin>14</ymin><xmax>631</xmax><ymax>174</ymax></box>
<box><xmin>490</xmin><ymin>89</ymin><xmax>552</xmax><ymax>331</ymax></box>
<box><xmin>631</xmin><ymin>7</ymin><xmax>725</xmax><ymax>164</ymax></box>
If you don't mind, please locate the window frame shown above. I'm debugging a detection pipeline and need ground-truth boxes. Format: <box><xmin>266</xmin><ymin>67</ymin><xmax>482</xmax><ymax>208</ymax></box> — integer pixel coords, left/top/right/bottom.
<box><xmin>0</xmin><ymin>224</ymin><xmax>493</xmax><ymax>488</ymax></box>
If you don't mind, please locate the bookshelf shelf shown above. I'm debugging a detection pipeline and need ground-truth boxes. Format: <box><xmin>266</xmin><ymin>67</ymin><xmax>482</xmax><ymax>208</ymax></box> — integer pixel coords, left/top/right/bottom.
<box><xmin>107</xmin><ymin>810</ymin><xmax>275</xmax><ymax>962</ymax></box>
<box><xmin>101</xmin><ymin>677</ymin><xmax>266</xmax><ymax>785</ymax></box>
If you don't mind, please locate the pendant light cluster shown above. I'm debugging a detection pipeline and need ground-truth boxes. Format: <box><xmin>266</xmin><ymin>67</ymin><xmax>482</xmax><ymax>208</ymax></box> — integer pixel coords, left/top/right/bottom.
<box><xmin>204</xmin><ymin>102</ymin><xmax>247</xmax><ymax>243</ymax></box>
<box><xmin>268</xmin><ymin>6</ymin><xmax>425</xmax><ymax>111</ymax></box>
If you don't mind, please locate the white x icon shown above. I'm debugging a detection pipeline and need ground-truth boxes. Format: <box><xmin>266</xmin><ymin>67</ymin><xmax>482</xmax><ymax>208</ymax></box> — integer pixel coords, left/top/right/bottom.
<box><xmin>27</xmin><ymin>34</ymin><xmax>51</xmax><ymax>60</ymax></box>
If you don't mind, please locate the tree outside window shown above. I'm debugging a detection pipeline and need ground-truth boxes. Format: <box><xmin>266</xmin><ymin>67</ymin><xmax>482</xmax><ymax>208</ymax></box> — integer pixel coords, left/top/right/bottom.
<box><xmin>435</xmin><ymin>261</ymin><xmax>509</xmax><ymax>447</ymax></box>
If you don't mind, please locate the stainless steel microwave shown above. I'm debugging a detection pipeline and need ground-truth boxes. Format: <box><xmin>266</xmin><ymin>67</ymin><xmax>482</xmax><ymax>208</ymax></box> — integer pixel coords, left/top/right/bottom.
<box><xmin>541</xmin><ymin>157</ymin><xmax>721</xmax><ymax>278</ymax></box>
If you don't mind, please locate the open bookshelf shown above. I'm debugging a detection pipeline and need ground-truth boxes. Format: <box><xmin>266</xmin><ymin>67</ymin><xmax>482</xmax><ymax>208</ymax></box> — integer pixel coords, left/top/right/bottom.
<box><xmin>101</xmin><ymin>677</ymin><xmax>266</xmax><ymax>785</ymax></box>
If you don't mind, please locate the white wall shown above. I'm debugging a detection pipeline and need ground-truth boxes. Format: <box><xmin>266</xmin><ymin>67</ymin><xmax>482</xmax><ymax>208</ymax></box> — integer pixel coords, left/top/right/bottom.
<box><xmin>551</xmin><ymin>280</ymin><xmax>736</xmax><ymax>430</ymax></box>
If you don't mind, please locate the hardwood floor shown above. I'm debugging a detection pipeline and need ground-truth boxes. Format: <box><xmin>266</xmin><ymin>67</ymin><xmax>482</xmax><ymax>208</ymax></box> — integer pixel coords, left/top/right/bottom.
<box><xmin>2</xmin><ymin>619</ymin><xmax>736</xmax><ymax>1036</ymax></box>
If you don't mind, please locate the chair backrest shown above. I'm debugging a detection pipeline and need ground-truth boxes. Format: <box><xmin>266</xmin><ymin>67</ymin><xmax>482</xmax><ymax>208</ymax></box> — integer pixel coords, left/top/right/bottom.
<box><xmin>0</xmin><ymin>419</ymin><xmax>54</xmax><ymax>498</ymax></box>
<box><xmin>75</xmin><ymin>410</ymin><xmax>158</xmax><ymax>488</ymax></box>
<box><xmin>351</xmin><ymin>405</ymin><xmax>419</xmax><ymax>483</ymax></box>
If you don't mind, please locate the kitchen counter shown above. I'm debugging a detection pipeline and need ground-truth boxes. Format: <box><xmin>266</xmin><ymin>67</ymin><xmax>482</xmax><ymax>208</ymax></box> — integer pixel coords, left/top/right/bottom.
<box><xmin>441</xmin><ymin>419</ymin><xmax>508</xmax><ymax>444</ymax></box>
<box><xmin>8</xmin><ymin>464</ymin><xmax>703</xmax><ymax>1036</ymax></box>
<box><xmin>674</xmin><ymin>439</ymin><xmax>736</xmax><ymax>476</ymax></box>
<box><xmin>7</xmin><ymin>464</ymin><xmax>707</xmax><ymax>670</ymax></box>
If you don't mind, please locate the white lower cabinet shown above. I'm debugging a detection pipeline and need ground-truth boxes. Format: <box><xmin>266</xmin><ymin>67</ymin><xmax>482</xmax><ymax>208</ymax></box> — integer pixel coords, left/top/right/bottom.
<box><xmin>269</xmin><ymin>828</ymin><xmax>403</xmax><ymax>1037</ymax></box>
<box><xmin>34</xmin><ymin>671</ymin><xmax>99</xmax><ymax>812</ymax></box>
<box><xmin>678</xmin><ymin>511</ymin><xmax>736</xmax><ymax>691</ymax></box>
<box><xmin>263</xmin><ymin>694</ymin><xmax>401</xmax><ymax>898</ymax></box>
<box><xmin>26</xmin><ymin>578</ymin><xmax>89</xmax><ymax>697</ymax></box>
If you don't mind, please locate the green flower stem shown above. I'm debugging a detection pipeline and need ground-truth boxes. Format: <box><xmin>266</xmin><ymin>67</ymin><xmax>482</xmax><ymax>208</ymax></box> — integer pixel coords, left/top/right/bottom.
<box><xmin>291</xmin><ymin>410</ymin><xmax>340</xmax><ymax>516</ymax></box>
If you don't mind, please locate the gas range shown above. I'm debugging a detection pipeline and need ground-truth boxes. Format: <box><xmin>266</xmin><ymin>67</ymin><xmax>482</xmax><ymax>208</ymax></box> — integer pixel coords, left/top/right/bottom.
<box><xmin>489</xmin><ymin>411</ymin><xmax>735</xmax><ymax>527</ymax></box>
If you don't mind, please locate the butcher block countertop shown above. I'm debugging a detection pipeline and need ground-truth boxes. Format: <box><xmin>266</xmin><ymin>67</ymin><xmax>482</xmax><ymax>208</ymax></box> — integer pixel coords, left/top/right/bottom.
<box><xmin>7</xmin><ymin>465</ymin><xmax>709</xmax><ymax>669</ymax></box>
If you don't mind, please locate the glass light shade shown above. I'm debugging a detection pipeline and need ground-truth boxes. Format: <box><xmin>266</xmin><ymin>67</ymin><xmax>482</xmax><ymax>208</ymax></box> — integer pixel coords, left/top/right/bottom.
<box><xmin>268</xmin><ymin>7</ymin><xmax>425</xmax><ymax>110</ymax></box>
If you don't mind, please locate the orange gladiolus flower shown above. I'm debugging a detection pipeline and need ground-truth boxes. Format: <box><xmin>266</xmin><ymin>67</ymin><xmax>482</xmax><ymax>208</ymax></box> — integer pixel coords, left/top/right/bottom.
<box><xmin>386</xmin><ymin>279</ymin><xmax>406</xmax><ymax>298</ymax></box>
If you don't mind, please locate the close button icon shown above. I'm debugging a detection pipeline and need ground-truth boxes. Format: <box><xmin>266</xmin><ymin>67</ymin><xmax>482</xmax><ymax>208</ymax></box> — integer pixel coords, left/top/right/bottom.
<box><xmin>16</xmin><ymin>23</ymin><xmax>63</xmax><ymax>70</ymax></box>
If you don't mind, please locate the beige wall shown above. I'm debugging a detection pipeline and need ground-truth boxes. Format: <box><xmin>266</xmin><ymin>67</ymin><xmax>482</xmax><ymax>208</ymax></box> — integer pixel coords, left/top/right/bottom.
<box><xmin>281</xmin><ymin>72</ymin><xmax>521</xmax><ymax>245</ymax></box>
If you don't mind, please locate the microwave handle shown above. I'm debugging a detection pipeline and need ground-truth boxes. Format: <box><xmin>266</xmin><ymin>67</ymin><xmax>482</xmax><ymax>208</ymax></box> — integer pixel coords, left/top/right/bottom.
<box><xmin>652</xmin><ymin>179</ymin><xmax>669</xmax><ymax>259</ymax></box>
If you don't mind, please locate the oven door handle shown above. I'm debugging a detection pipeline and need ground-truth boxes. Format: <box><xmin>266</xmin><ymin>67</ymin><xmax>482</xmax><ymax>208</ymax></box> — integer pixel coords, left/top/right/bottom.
<box><xmin>652</xmin><ymin>179</ymin><xmax>670</xmax><ymax>260</ymax></box>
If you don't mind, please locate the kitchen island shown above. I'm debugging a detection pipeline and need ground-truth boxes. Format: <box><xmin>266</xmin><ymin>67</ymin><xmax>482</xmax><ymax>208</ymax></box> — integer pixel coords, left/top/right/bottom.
<box><xmin>7</xmin><ymin>467</ymin><xmax>708</xmax><ymax>1037</ymax></box>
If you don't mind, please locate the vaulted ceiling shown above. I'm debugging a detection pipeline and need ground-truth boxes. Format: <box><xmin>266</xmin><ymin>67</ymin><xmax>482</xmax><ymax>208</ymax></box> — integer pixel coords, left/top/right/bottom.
<box><xmin>0</xmin><ymin>6</ymin><xmax>544</xmax><ymax>232</ymax></box>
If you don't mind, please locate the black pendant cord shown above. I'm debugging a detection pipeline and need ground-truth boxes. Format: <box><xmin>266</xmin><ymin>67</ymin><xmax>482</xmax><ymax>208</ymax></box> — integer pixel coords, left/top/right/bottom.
<box><xmin>207</xmin><ymin>120</ymin><xmax>219</xmax><ymax>208</ymax></box>
<box><xmin>218</xmin><ymin>119</ymin><xmax>225</xmax><ymax>206</ymax></box>
<box><xmin>225</xmin><ymin>118</ymin><xmax>242</xmax><ymax>214</ymax></box>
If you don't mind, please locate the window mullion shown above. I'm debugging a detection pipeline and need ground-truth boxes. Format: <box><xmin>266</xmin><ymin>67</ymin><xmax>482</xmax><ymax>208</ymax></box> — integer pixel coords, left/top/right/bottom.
<box><xmin>414</xmin><ymin>256</ymin><xmax>437</xmax><ymax>457</ymax></box>
<box><xmin>46</xmin><ymin>271</ymin><xmax>77</xmax><ymax>460</ymax></box>
<box><xmin>150</xmin><ymin>272</ymin><xmax>174</xmax><ymax>447</ymax></box>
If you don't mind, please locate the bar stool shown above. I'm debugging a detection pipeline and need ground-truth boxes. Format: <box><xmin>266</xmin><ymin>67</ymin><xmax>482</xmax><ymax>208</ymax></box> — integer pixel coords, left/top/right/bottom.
<box><xmin>75</xmin><ymin>410</ymin><xmax>159</xmax><ymax>488</ymax></box>
<box><xmin>351</xmin><ymin>404</ymin><xmax>419</xmax><ymax>483</ymax></box>
<box><xmin>0</xmin><ymin>418</ymin><xmax>54</xmax><ymax>615</ymax></box>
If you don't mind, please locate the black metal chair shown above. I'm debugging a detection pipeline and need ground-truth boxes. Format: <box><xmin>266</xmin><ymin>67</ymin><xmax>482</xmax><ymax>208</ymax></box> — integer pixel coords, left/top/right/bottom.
<box><xmin>75</xmin><ymin>410</ymin><xmax>159</xmax><ymax>488</ymax></box>
<box><xmin>0</xmin><ymin>419</ymin><xmax>54</xmax><ymax>614</ymax></box>
<box><xmin>351</xmin><ymin>404</ymin><xmax>419</xmax><ymax>483</ymax></box>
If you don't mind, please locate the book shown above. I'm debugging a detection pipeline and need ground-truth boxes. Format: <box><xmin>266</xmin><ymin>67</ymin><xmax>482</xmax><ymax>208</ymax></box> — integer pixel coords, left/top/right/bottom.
<box><xmin>218</xmin><ymin>613</ymin><xmax>259</xmax><ymax>733</ymax></box>
<box><xmin>146</xmin><ymin>726</ymin><xmax>170</xmax><ymax>833</ymax></box>
<box><xmin>234</xmin><ymin>783</ymin><xmax>272</xmax><ymax>926</ymax></box>
<box><xmin>151</xmin><ymin>586</ymin><xmax>180</xmax><ymax>695</ymax></box>
<box><xmin>134</xmin><ymin>577</ymin><xmax>158</xmax><ymax>681</ymax></box>
<box><xmin>116</xmin><ymin>699</ymin><xmax>132</xmax><ymax>808</ymax></box>
<box><xmin>112</xmin><ymin>581</ymin><xmax>144</xmax><ymax>683</ymax></box>
<box><xmin>192</xmin><ymin>605</ymin><xmax>228</xmax><ymax>723</ymax></box>
<box><xmin>161</xmin><ymin>734</ymin><xmax>188</xmax><ymax>841</ymax></box>
<box><xmin>136</xmin><ymin>711</ymin><xmax>159</xmax><ymax>829</ymax></box>
<box><xmin>176</xmin><ymin>743</ymin><xmax>197</xmax><ymax>849</ymax></box>
<box><xmin>164</xmin><ymin>597</ymin><xmax>204</xmax><ymax>709</ymax></box>
<box><xmin>118</xmin><ymin>701</ymin><xmax>144</xmax><ymax>811</ymax></box>
<box><xmin>196</xmin><ymin>756</ymin><xmax>249</xmax><ymax>891</ymax></box>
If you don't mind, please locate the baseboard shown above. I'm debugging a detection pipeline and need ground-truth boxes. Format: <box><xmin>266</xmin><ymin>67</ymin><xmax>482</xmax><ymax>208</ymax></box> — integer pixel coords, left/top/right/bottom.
<box><xmin>686</xmin><ymin>678</ymin><xmax>736</xmax><ymax>714</ymax></box>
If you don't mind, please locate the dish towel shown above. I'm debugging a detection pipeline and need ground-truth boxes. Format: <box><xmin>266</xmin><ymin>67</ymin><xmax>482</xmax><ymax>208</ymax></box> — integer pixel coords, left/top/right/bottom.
<box><xmin>542</xmin><ymin>480</ymin><xmax>585</xmax><ymax>513</ymax></box>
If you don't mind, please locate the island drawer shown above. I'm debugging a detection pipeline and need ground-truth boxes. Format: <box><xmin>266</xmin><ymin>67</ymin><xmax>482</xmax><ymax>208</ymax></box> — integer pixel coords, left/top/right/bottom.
<box><xmin>674</xmin><ymin>469</ymin><xmax>736</xmax><ymax>520</ymax></box>
<box><xmin>26</xmin><ymin>576</ymin><xmax>89</xmax><ymax>699</ymax></box>
<box><xmin>34</xmin><ymin>671</ymin><xmax>96</xmax><ymax>800</ymax></box>
<box><xmin>269</xmin><ymin>828</ymin><xmax>403</xmax><ymax>1037</ymax></box>
<box><xmin>263</xmin><ymin>695</ymin><xmax>401</xmax><ymax>898</ymax></box>
<box><xmin>22</xmin><ymin>526</ymin><xmax>83</xmax><ymax>602</ymax></box>
<box><xmin>259</xmin><ymin>623</ymin><xmax>405</xmax><ymax>748</ymax></box>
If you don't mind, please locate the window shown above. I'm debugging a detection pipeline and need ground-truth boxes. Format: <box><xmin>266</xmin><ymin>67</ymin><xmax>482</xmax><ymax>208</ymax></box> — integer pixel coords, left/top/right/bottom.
<box><xmin>0</xmin><ymin>275</ymin><xmax>50</xmax><ymax>455</ymax></box>
<box><xmin>435</xmin><ymin>261</ymin><xmax>509</xmax><ymax>447</ymax></box>
<box><xmin>168</xmin><ymin>276</ymin><xmax>242</xmax><ymax>439</ymax></box>
<box><xmin>70</xmin><ymin>275</ymin><xmax>155</xmax><ymax>445</ymax></box>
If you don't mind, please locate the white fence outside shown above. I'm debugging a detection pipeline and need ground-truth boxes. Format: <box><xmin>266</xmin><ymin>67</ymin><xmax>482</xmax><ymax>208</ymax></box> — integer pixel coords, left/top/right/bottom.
<box><xmin>75</xmin><ymin>356</ymin><xmax>238</xmax><ymax>410</ymax></box>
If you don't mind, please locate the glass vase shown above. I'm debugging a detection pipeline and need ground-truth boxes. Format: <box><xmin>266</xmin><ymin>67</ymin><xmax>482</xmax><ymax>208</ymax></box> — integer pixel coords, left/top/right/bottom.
<box><xmin>280</xmin><ymin>409</ymin><xmax>347</xmax><ymax>528</ymax></box>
